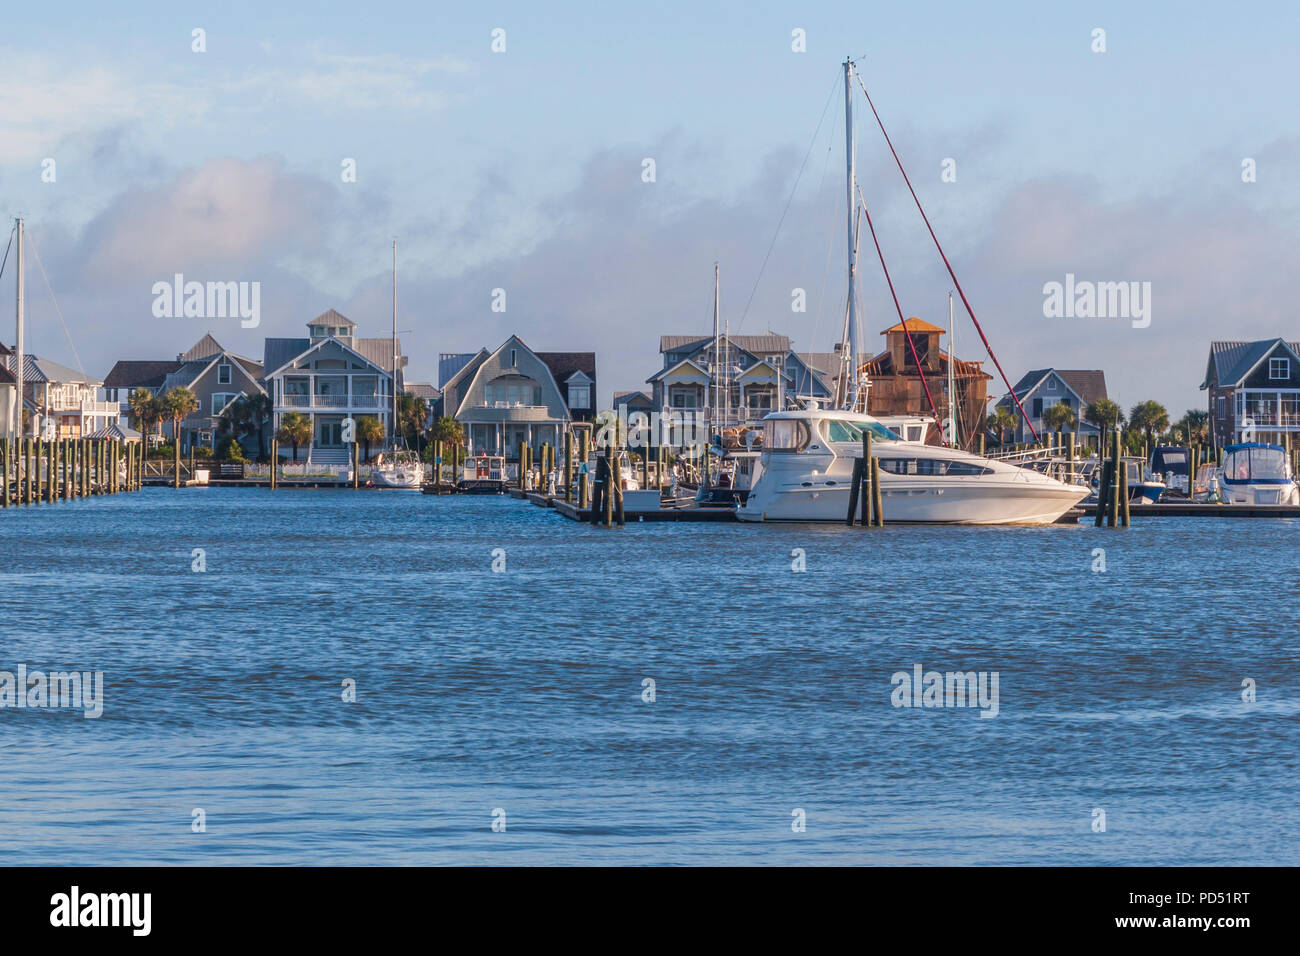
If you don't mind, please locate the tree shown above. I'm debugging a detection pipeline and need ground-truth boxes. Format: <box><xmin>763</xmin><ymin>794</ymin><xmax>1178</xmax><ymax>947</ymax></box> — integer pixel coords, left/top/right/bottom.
<box><xmin>1084</xmin><ymin>399</ymin><xmax>1123</xmax><ymax>449</ymax></box>
<box><xmin>355</xmin><ymin>416</ymin><xmax>385</xmax><ymax>462</ymax></box>
<box><xmin>1042</xmin><ymin>401</ymin><xmax>1078</xmax><ymax>434</ymax></box>
<box><xmin>1128</xmin><ymin>400</ymin><xmax>1170</xmax><ymax>449</ymax></box>
<box><xmin>986</xmin><ymin>405</ymin><xmax>1017</xmax><ymax>446</ymax></box>
<box><xmin>160</xmin><ymin>387</ymin><xmax>199</xmax><ymax>482</ymax></box>
<box><xmin>1177</xmin><ymin>409</ymin><xmax>1209</xmax><ymax>445</ymax></box>
<box><xmin>245</xmin><ymin>393</ymin><xmax>272</xmax><ymax>460</ymax></box>
<box><xmin>428</xmin><ymin>415</ymin><xmax>465</xmax><ymax>449</ymax></box>
<box><xmin>275</xmin><ymin>411</ymin><xmax>312</xmax><ymax>462</ymax></box>
<box><xmin>216</xmin><ymin>396</ymin><xmax>254</xmax><ymax>449</ymax></box>
<box><xmin>127</xmin><ymin>389</ymin><xmax>164</xmax><ymax>449</ymax></box>
<box><xmin>396</xmin><ymin>393</ymin><xmax>428</xmax><ymax>452</ymax></box>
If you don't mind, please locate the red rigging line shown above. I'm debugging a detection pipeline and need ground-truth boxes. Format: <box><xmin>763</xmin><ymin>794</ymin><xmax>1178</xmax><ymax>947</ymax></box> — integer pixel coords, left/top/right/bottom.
<box><xmin>855</xmin><ymin>183</ymin><xmax>944</xmax><ymax>440</ymax></box>
<box><xmin>855</xmin><ymin>73</ymin><xmax>1039</xmax><ymax>441</ymax></box>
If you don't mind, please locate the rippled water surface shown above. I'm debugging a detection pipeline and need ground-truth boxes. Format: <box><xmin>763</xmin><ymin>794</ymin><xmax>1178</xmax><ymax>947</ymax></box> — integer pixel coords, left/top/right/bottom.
<box><xmin>1</xmin><ymin>488</ymin><xmax>1296</xmax><ymax>864</ymax></box>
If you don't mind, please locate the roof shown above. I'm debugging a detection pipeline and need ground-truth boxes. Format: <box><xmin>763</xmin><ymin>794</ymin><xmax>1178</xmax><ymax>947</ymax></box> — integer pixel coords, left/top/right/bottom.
<box><xmin>263</xmin><ymin>335</ymin><xmax>403</xmax><ymax>379</ymax></box>
<box><xmin>882</xmin><ymin>317</ymin><xmax>945</xmax><ymax>335</ymax></box>
<box><xmin>536</xmin><ymin>352</ymin><xmax>596</xmax><ymax>387</ymax></box>
<box><xmin>659</xmin><ymin>334</ymin><xmax>792</xmax><ymax>354</ymax></box>
<box><xmin>1002</xmin><ymin>368</ymin><xmax>1108</xmax><ymax>406</ymax></box>
<box><xmin>405</xmin><ymin>382</ymin><xmax>440</xmax><ymax>400</ymax></box>
<box><xmin>1</xmin><ymin>353</ymin><xmax>100</xmax><ymax>385</ymax></box>
<box><xmin>87</xmin><ymin>423</ymin><xmax>143</xmax><ymax>440</ymax></box>
<box><xmin>796</xmin><ymin>352</ymin><xmax>840</xmax><ymax>376</ymax></box>
<box><xmin>1205</xmin><ymin>339</ymin><xmax>1300</xmax><ymax>387</ymax></box>
<box><xmin>262</xmin><ymin>338</ymin><xmax>311</xmax><ymax>377</ymax></box>
<box><xmin>103</xmin><ymin>360</ymin><xmax>182</xmax><ymax>389</ymax></box>
<box><xmin>0</xmin><ymin>363</ymin><xmax>13</xmax><ymax>385</ymax></box>
<box><xmin>179</xmin><ymin>333</ymin><xmax>225</xmax><ymax>362</ymax></box>
<box><xmin>613</xmin><ymin>390</ymin><xmax>653</xmax><ymax>407</ymax></box>
<box><xmin>307</xmin><ymin>309</ymin><xmax>357</xmax><ymax>329</ymax></box>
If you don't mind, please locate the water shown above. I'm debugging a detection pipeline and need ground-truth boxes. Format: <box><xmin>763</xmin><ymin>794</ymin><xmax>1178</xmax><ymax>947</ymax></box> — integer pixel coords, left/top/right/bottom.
<box><xmin>1</xmin><ymin>488</ymin><xmax>1296</xmax><ymax>865</ymax></box>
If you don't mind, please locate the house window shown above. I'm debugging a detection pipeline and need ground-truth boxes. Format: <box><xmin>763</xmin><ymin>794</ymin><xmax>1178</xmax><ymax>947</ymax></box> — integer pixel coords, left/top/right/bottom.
<box><xmin>510</xmin><ymin>349</ymin><xmax>517</xmax><ymax>368</ymax></box>
<box><xmin>212</xmin><ymin>393</ymin><xmax>237</xmax><ymax>414</ymax></box>
<box><xmin>1046</xmin><ymin>377</ymin><xmax>1058</xmax><ymax>392</ymax></box>
<box><xmin>1032</xmin><ymin>398</ymin><xmax>1043</xmax><ymax>417</ymax></box>
<box><xmin>218</xmin><ymin>363</ymin><xmax>231</xmax><ymax>385</ymax></box>
<box><xmin>1270</xmin><ymin>357</ymin><xmax>1289</xmax><ymax>380</ymax></box>
<box><xmin>670</xmin><ymin>389</ymin><xmax>697</xmax><ymax>409</ymax></box>
<box><xmin>568</xmin><ymin>384</ymin><xmax>590</xmax><ymax>409</ymax></box>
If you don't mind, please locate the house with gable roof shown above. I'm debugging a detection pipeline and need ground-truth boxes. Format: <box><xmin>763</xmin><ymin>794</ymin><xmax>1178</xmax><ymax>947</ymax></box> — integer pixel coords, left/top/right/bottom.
<box><xmin>996</xmin><ymin>368</ymin><xmax>1109</xmax><ymax>445</ymax></box>
<box><xmin>151</xmin><ymin>333</ymin><xmax>265</xmax><ymax>452</ymax></box>
<box><xmin>647</xmin><ymin>333</ymin><xmax>834</xmax><ymax>428</ymax></box>
<box><xmin>1</xmin><ymin>349</ymin><xmax>113</xmax><ymax>439</ymax></box>
<box><xmin>262</xmin><ymin>310</ymin><xmax>407</xmax><ymax>464</ymax></box>
<box><xmin>1202</xmin><ymin>337</ymin><xmax>1300</xmax><ymax>448</ymax></box>
<box><xmin>436</xmin><ymin>335</ymin><xmax>591</xmax><ymax>459</ymax></box>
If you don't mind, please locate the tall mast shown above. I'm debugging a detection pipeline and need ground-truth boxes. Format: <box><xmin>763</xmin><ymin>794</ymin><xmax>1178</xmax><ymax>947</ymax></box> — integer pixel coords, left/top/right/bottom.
<box><xmin>391</xmin><ymin>239</ymin><xmax>398</xmax><ymax>447</ymax></box>
<box><xmin>13</xmin><ymin>218</ymin><xmax>23</xmax><ymax>438</ymax></box>
<box><xmin>712</xmin><ymin>262</ymin><xmax>720</xmax><ymax>433</ymax></box>
<box><xmin>843</xmin><ymin>57</ymin><xmax>859</xmax><ymax>412</ymax></box>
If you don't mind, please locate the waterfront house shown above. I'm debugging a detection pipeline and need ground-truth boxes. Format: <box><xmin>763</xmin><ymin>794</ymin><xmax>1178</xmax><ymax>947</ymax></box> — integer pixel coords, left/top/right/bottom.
<box><xmin>859</xmin><ymin>318</ymin><xmax>993</xmax><ymax>447</ymax></box>
<box><xmin>996</xmin><ymin>368</ymin><xmax>1108</xmax><ymax>445</ymax></box>
<box><xmin>612</xmin><ymin>390</ymin><xmax>655</xmax><ymax>414</ymax></box>
<box><xmin>0</xmin><ymin>351</ymin><xmax>113</xmax><ymax>440</ymax></box>
<box><xmin>150</xmin><ymin>333</ymin><xmax>265</xmax><ymax>453</ymax></box>
<box><xmin>262</xmin><ymin>310</ymin><xmax>406</xmax><ymax>464</ymax></box>
<box><xmin>102</xmin><ymin>358</ymin><xmax>182</xmax><ymax>443</ymax></box>
<box><xmin>646</xmin><ymin>334</ymin><xmax>834</xmax><ymax>428</ymax></box>
<box><xmin>1202</xmin><ymin>338</ymin><xmax>1300</xmax><ymax>448</ymax></box>
<box><xmin>437</xmin><ymin>335</ymin><xmax>590</xmax><ymax>459</ymax></box>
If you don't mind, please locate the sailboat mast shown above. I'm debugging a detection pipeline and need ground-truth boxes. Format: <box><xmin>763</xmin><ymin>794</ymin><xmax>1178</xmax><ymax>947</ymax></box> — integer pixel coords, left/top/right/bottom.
<box><xmin>391</xmin><ymin>239</ymin><xmax>398</xmax><ymax>447</ymax></box>
<box><xmin>843</xmin><ymin>57</ymin><xmax>859</xmax><ymax>412</ymax></box>
<box><xmin>13</xmin><ymin>218</ymin><xmax>23</xmax><ymax>438</ymax></box>
<box><xmin>712</xmin><ymin>262</ymin><xmax>720</xmax><ymax>433</ymax></box>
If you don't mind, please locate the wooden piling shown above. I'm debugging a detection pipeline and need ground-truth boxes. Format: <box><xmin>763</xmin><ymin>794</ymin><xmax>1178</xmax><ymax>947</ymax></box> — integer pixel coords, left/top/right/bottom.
<box><xmin>1120</xmin><ymin>462</ymin><xmax>1131</xmax><ymax>527</ymax></box>
<box><xmin>579</xmin><ymin>433</ymin><xmax>590</xmax><ymax>510</ymax></box>
<box><xmin>846</xmin><ymin>457</ymin><xmax>862</xmax><ymax>526</ymax></box>
<box><xmin>603</xmin><ymin>446</ymin><xmax>614</xmax><ymax>527</ymax></box>
<box><xmin>871</xmin><ymin>456</ymin><xmax>884</xmax><ymax>525</ymax></box>
<box><xmin>1</xmin><ymin>439</ymin><xmax>8</xmax><ymax>507</ymax></box>
<box><xmin>270</xmin><ymin>440</ymin><xmax>278</xmax><ymax>489</ymax></box>
<box><xmin>563</xmin><ymin>431</ymin><xmax>573</xmax><ymax>503</ymax></box>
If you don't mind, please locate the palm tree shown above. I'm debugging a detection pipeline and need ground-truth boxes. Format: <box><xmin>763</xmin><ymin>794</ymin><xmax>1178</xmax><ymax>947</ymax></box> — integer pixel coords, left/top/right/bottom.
<box><xmin>275</xmin><ymin>411</ymin><xmax>312</xmax><ymax>462</ymax></box>
<box><xmin>356</xmin><ymin>416</ymin><xmax>385</xmax><ymax>462</ymax></box>
<box><xmin>127</xmin><ymin>389</ymin><xmax>163</xmax><ymax>451</ymax></box>
<box><xmin>160</xmin><ymin>387</ymin><xmax>199</xmax><ymax>484</ymax></box>
<box><xmin>428</xmin><ymin>415</ymin><xmax>465</xmax><ymax>449</ymax></box>
<box><xmin>245</xmin><ymin>393</ymin><xmax>272</xmax><ymax>460</ymax></box>
<box><xmin>396</xmin><ymin>393</ymin><xmax>428</xmax><ymax>453</ymax></box>
<box><xmin>1085</xmin><ymin>399</ymin><xmax>1123</xmax><ymax>452</ymax></box>
<box><xmin>1178</xmin><ymin>409</ymin><xmax>1209</xmax><ymax>445</ymax></box>
<box><xmin>1128</xmin><ymin>400</ymin><xmax>1170</xmax><ymax>449</ymax></box>
<box><xmin>986</xmin><ymin>405</ymin><xmax>1017</xmax><ymax>446</ymax></box>
<box><xmin>1042</xmin><ymin>401</ymin><xmax>1078</xmax><ymax>435</ymax></box>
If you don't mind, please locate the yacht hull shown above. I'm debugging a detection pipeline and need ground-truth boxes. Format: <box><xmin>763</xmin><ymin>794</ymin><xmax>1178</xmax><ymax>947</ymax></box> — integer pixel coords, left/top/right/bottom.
<box><xmin>737</xmin><ymin>481</ymin><xmax>1085</xmax><ymax>524</ymax></box>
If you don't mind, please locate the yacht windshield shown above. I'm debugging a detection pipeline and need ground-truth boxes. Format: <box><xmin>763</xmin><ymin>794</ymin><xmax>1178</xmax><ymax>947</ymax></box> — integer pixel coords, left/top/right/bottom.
<box><xmin>824</xmin><ymin>420</ymin><xmax>899</xmax><ymax>443</ymax></box>
<box><xmin>1225</xmin><ymin>447</ymin><xmax>1288</xmax><ymax>481</ymax></box>
<box><xmin>764</xmin><ymin>419</ymin><xmax>811</xmax><ymax>452</ymax></box>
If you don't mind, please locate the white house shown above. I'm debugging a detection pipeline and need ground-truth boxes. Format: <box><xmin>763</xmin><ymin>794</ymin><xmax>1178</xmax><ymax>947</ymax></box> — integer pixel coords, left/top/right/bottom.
<box><xmin>262</xmin><ymin>310</ymin><xmax>406</xmax><ymax>463</ymax></box>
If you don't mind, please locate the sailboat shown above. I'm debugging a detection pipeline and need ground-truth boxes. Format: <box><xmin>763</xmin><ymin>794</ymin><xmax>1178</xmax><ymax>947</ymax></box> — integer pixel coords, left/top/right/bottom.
<box><xmin>737</xmin><ymin>59</ymin><xmax>1087</xmax><ymax>524</ymax></box>
<box><xmin>370</xmin><ymin>240</ymin><xmax>425</xmax><ymax>489</ymax></box>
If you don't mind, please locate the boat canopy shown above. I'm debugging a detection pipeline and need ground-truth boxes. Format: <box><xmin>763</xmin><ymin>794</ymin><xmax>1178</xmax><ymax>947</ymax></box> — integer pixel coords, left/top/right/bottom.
<box><xmin>1222</xmin><ymin>443</ymin><xmax>1292</xmax><ymax>484</ymax></box>
<box><xmin>1150</xmin><ymin>446</ymin><xmax>1189</xmax><ymax>476</ymax></box>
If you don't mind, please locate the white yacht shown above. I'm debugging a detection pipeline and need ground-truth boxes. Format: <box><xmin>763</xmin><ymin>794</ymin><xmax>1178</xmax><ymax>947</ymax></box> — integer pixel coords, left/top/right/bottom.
<box><xmin>736</xmin><ymin>403</ymin><xmax>1089</xmax><ymax>524</ymax></box>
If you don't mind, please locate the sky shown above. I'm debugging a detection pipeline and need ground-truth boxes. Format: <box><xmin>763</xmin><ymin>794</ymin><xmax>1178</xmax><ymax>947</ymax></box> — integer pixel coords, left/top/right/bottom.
<box><xmin>2</xmin><ymin>0</ymin><xmax>1299</xmax><ymax>417</ymax></box>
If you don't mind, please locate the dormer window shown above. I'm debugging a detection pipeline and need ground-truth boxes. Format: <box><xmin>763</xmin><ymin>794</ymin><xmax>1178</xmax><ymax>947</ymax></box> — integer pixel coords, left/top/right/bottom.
<box><xmin>1270</xmin><ymin>357</ymin><xmax>1289</xmax><ymax>380</ymax></box>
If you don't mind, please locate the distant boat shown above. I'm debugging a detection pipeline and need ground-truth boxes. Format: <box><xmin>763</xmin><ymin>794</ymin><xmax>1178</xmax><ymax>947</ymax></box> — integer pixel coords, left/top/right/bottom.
<box><xmin>1150</xmin><ymin>445</ymin><xmax>1191</xmax><ymax>496</ymax></box>
<box><xmin>1221</xmin><ymin>442</ymin><xmax>1300</xmax><ymax>505</ymax></box>
<box><xmin>458</xmin><ymin>453</ymin><xmax>507</xmax><ymax>493</ymax></box>
<box><xmin>369</xmin><ymin>239</ymin><xmax>424</xmax><ymax>490</ymax></box>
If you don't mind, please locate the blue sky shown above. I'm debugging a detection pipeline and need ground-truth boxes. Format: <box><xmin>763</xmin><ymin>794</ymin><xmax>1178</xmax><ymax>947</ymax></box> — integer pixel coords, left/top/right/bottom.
<box><xmin>3</xmin><ymin>0</ymin><xmax>1299</xmax><ymax>414</ymax></box>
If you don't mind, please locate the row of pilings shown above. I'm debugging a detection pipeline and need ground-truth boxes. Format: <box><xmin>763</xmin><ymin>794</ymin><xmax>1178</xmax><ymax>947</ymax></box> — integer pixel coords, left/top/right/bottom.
<box><xmin>1</xmin><ymin>437</ymin><xmax>144</xmax><ymax>507</ymax></box>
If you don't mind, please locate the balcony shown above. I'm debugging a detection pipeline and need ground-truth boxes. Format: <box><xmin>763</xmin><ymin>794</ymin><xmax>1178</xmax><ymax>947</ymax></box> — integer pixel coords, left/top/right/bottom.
<box><xmin>277</xmin><ymin>394</ymin><xmax>386</xmax><ymax>411</ymax></box>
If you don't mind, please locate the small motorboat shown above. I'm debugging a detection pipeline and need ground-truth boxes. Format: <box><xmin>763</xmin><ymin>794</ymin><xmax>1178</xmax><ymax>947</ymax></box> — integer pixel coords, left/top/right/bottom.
<box><xmin>1221</xmin><ymin>443</ymin><xmax>1299</xmax><ymax>505</ymax></box>
<box><xmin>458</xmin><ymin>453</ymin><xmax>507</xmax><ymax>494</ymax></box>
<box><xmin>1150</xmin><ymin>445</ymin><xmax>1191</xmax><ymax>497</ymax></box>
<box><xmin>1085</xmin><ymin>457</ymin><xmax>1165</xmax><ymax>504</ymax></box>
